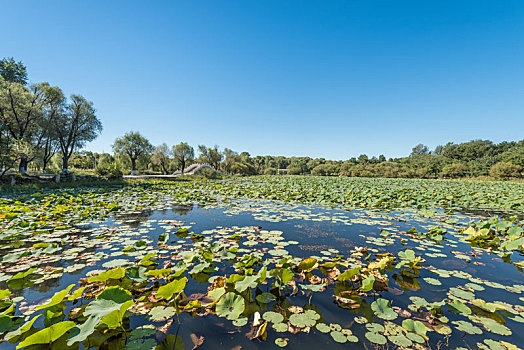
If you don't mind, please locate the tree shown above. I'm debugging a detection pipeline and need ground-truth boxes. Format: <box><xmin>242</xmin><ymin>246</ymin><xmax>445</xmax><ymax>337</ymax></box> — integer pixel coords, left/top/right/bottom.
<box><xmin>152</xmin><ymin>143</ymin><xmax>172</xmax><ymax>174</ymax></box>
<box><xmin>172</xmin><ymin>142</ymin><xmax>194</xmax><ymax>173</ymax></box>
<box><xmin>113</xmin><ymin>131</ymin><xmax>153</xmax><ymax>175</ymax></box>
<box><xmin>54</xmin><ymin>95</ymin><xmax>102</xmax><ymax>172</ymax></box>
<box><xmin>0</xmin><ymin>57</ymin><xmax>27</xmax><ymax>85</ymax></box>
<box><xmin>38</xmin><ymin>83</ymin><xmax>65</xmax><ymax>172</ymax></box>
<box><xmin>197</xmin><ymin>145</ymin><xmax>222</xmax><ymax>170</ymax></box>
<box><xmin>411</xmin><ymin>144</ymin><xmax>429</xmax><ymax>156</ymax></box>
<box><xmin>440</xmin><ymin>163</ymin><xmax>467</xmax><ymax>178</ymax></box>
<box><xmin>489</xmin><ymin>162</ymin><xmax>522</xmax><ymax>179</ymax></box>
<box><xmin>0</xmin><ymin>81</ymin><xmax>47</xmax><ymax>172</ymax></box>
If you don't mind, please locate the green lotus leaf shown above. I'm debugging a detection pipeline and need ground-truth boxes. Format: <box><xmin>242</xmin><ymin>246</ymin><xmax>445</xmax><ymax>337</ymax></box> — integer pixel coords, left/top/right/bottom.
<box><xmin>156</xmin><ymin>334</ymin><xmax>184</xmax><ymax>350</ymax></box>
<box><xmin>275</xmin><ymin>338</ymin><xmax>288</xmax><ymax>347</ymax></box>
<box><xmin>256</xmin><ymin>293</ymin><xmax>276</xmax><ymax>304</ymax></box>
<box><xmin>330</xmin><ymin>330</ymin><xmax>347</xmax><ymax>343</ymax></box>
<box><xmin>273</xmin><ymin>322</ymin><xmax>288</xmax><ymax>332</ymax></box>
<box><xmin>371</xmin><ymin>298</ymin><xmax>397</xmax><ymax>320</ymax></box>
<box><xmin>35</xmin><ymin>284</ymin><xmax>75</xmax><ymax>311</ymax></box>
<box><xmin>361</xmin><ymin>274</ymin><xmax>375</xmax><ymax>292</ymax></box>
<box><xmin>337</xmin><ymin>267</ymin><xmax>360</xmax><ymax>281</ymax></box>
<box><xmin>88</xmin><ymin>268</ymin><xmax>125</xmax><ymax>283</ymax></box>
<box><xmin>365</xmin><ymin>331</ymin><xmax>387</xmax><ymax>345</ymax></box>
<box><xmin>125</xmin><ymin>266</ymin><xmax>148</xmax><ymax>283</ymax></box>
<box><xmin>389</xmin><ymin>334</ymin><xmax>412</xmax><ymax>347</ymax></box>
<box><xmin>216</xmin><ymin>292</ymin><xmax>245</xmax><ymax>320</ymax></box>
<box><xmin>16</xmin><ymin>321</ymin><xmax>75</xmax><ymax>349</ymax></box>
<box><xmin>478</xmin><ymin>318</ymin><xmax>512</xmax><ymax>335</ymax></box>
<box><xmin>235</xmin><ymin>275</ymin><xmax>258</xmax><ymax>293</ymax></box>
<box><xmin>423</xmin><ymin>277</ymin><xmax>441</xmax><ymax>286</ymax></box>
<box><xmin>156</xmin><ymin>277</ymin><xmax>187</xmax><ymax>300</ymax></box>
<box><xmin>448</xmin><ymin>299</ymin><xmax>472</xmax><ymax>315</ymax></box>
<box><xmin>297</xmin><ymin>258</ymin><xmax>318</xmax><ymax>271</ymax></box>
<box><xmin>263</xmin><ymin>311</ymin><xmax>284</xmax><ymax>324</ymax></box>
<box><xmin>402</xmin><ymin>319</ymin><xmax>427</xmax><ymax>337</ymax></box>
<box><xmin>452</xmin><ymin>320</ymin><xmax>482</xmax><ymax>335</ymax></box>
<box><xmin>316</xmin><ymin>323</ymin><xmax>331</xmax><ymax>333</ymax></box>
<box><xmin>124</xmin><ymin>338</ymin><xmax>157</xmax><ymax>350</ymax></box>
<box><xmin>148</xmin><ymin>306</ymin><xmax>176</xmax><ymax>322</ymax></box>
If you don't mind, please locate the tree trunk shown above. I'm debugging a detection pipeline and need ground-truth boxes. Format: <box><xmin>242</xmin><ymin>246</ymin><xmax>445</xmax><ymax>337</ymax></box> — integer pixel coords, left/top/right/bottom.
<box><xmin>19</xmin><ymin>157</ymin><xmax>29</xmax><ymax>174</ymax></box>
<box><xmin>62</xmin><ymin>155</ymin><xmax>69</xmax><ymax>173</ymax></box>
<box><xmin>181</xmin><ymin>159</ymin><xmax>185</xmax><ymax>174</ymax></box>
<box><xmin>131</xmin><ymin>158</ymin><xmax>136</xmax><ymax>176</ymax></box>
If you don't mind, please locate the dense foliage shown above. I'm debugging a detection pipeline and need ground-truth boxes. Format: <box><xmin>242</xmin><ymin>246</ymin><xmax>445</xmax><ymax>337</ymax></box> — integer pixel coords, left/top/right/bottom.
<box><xmin>0</xmin><ymin>58</ymin><xmax>101</xmax><ymax>175</ymax></box>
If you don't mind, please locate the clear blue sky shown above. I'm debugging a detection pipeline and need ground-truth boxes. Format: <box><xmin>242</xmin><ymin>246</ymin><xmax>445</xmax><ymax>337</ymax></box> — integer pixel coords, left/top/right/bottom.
<box><xmin>2</xmin><ymin>1</ymin><xmax>524</xmax><ymax>159</ymax></box>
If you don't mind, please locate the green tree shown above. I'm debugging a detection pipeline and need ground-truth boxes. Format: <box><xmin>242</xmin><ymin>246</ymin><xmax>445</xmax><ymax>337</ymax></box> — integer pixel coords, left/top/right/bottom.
<box><xmin>440</xmin><ymin>163</ymin><xmax>467</xmax><ymax>178</ymax></box>
<box><xmin>0</xmin><ymin>81</ymin><xmax>47</xmax><ymax>172</ymax></box>
<box><xmin>172</xmin><ymin>142</ymin><xmax>194</xmax><ymax>173</ymax></box>
<box><xmin>152</xmin><ymin>143</ymin><xmax>172</xmax><ymax>174</ymax></box>
<box><xmin>0</xmin><ymin>57</ymin><xmax>27</xmax><ymax>85</ymax></box>
<box><xmin>54</xmin><ymin>95</ymin><xmax>102</xmax><ymax>172</ymax></box>
<box><xmin>113</xmin><ymin>131</ymin><xmax>153</xmax><ymax>175</ymax></box>
<box><xmin>410</xmin><ymin>144</ymin><xmax>429</xmax><ymax>156</ymax></box>
<box><xmin>197</xmin><ymin>145</ymin><xmax>222</xmax><ymax>170</ymax></box>
<box><xmin>489</xmin><ymin>162</ymin><xmax>522</xmax><ymax>179</ymax></box>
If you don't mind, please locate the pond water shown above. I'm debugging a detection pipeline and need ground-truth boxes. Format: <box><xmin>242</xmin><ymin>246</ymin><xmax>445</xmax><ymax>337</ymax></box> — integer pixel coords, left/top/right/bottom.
<box><xmin>1</xmin><ymin>199</ymin><xmax>523</xmax><ymax>349</ymax></box>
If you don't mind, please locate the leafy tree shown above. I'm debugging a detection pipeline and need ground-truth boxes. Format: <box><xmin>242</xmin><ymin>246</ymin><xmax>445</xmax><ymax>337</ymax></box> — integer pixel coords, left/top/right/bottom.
<box><xmin>172</xmin><ymin>142</ymin><xmax>194</xmax><ymax>173</ymax></box>
<box><xmin>489</xmin><ymin>162</ymin><xmax>522</xmax><ymax>179</ymax></box>
<box><xmin>152</xmin><ymin>143</ymin><xmax>172</xmax><ymax>174</ymax></box>
<box><xmin>54</xmin><ymin>95</ymin><xmax>102</xmax><ymax>172</ymax></box>
<box><xmin>197</xmin><ymin>145</ymin><xmax>222</xmax><ymax>170</ymax></box>
<box><xmin>113</xmin><ymin>132</ymin><xmax>153</xmax><ymax>175</ymax></box>
<box><xmin>38</xmin><ymin>83</ymin><xmax>65</xmax><ymax>172</ymax></box>
<box><xmin>0</xmin><ymin>57</ymin><xmax>27</xmax><ymax>85</ymax></box>
<box><xmin>0</xmin><ymin>82</ymin><xmax>47</xmax><ymax>172</ymax></box>
<box><xmin>357</xmin><ymin>154</ymin><xmax>369</xmax><ymax>164</ymax></box>
<box><xmin>411</xmin><ymin>144</ymin><xmax>429</xmax><ymax>156</ymax></box>
<box><xmin>440</xmin><ymin>163</ymin><xmax>467</xmax><ymax>178</ymax></box>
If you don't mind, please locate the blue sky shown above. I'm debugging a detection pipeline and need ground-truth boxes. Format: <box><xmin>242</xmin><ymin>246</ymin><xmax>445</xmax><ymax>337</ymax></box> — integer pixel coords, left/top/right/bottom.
<box><xmin>2</xmin><ymin>1</ymin><xmax>524</xmax><ymax>159</ymax></box>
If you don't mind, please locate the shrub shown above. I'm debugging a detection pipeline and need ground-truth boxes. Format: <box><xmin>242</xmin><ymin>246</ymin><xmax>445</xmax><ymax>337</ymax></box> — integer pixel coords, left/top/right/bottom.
<box><xmin>95</xmin><ymin>163</ymin><xmax>123</xmax><ymax>179</ymax></box>
<box><xmin>311</xmin><ymin>163</ymin><xmax>339</xmax><ymax>176</ymax></box>
<box><xmin>489</xmin><ymin>162</ymin><xmax>522</xmax><ymax>179</ymax></box>
<box><xmin>440</xmin><ymin>163</ymin><xmax>467</xmax><ymax>178</ymax></box>
<box><xmin>194</xmin><ymin>166</ymin><xmax>221</xmax><ymax>179</ymax></box>
<box><xmin>287</xmin><ymin>167</ymin><xmax>302</xmax><ymax>175</ymax></box>
<box><xmin>264</xmin><ymin>167</ymin><xmax>277</xmax><ymax>175</ymax></box>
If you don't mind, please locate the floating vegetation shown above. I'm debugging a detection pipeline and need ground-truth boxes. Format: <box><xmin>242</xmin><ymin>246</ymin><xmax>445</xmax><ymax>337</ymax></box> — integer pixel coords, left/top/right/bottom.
<box><xmin>0</xmin><ymin>177</ymin><xmax>523</xmax><ymax>349</ymax></box>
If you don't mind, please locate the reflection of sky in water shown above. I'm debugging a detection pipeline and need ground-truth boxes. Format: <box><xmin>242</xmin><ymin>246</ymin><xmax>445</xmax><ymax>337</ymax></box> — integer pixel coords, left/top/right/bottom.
<box><xmin>1</xmin><ymin>200</ymin><xmax>523</xmax><ymax>349</ymax></box>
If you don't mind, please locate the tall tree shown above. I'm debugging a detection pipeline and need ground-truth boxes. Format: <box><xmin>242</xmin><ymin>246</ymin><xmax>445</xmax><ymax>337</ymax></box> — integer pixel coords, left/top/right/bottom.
<box><xmin>0</xmin><ymin>57</ymin><xmax>27</xmax><ymax>85</ymax></box>
<box><xmin>113</xmin><ymin>131</ymin><xmax>153</xmax><ymax>175</ymax></box>
<box><xmin>172</xmin><ymin>142</ymin><xmax>194</xmax><ymax>173</ymax></box>
<box><xmin>0</xmin><ymin>81</ymin><xmax>46</xmax><ymax>172</ymax></box>
<box><xmin>54</xmin><ymin>95</ymin><xmax>102</xmax><ymax>172</ymax></box>
<box><xmin>197</xmin><ymin>145</ymin><xmax>223</xmax><ymax>170</ymax></box>
<box><xmin>152</xmin><ymin>143</ymin><xmax>172</xmax><ymax>174</ymax></box>
<box><xmin>38</xmin><ymin>83</ymin><xmax>65</xmax><ymax>172</ymax></box>
<box><xmin>411</xmin><ymin>144</ymin><xmax>429</xmax><ymax>156</ymax></box>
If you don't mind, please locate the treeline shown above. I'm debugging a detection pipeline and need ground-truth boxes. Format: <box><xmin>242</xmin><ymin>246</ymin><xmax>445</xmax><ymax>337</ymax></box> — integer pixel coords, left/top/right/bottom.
<box><xmin>0</xmin><ymin>58</ymin><xmax>102</xmax><ymax>175</ymax></box>
<box><xmin>2</xmin><ymin>58</ymin><xmax>522</xmax><ymax>181</ymax></box>
<box><xmin>65</xmin><ymin>132</ymin><xmax>523</xmax><ymax>180</ymax></box>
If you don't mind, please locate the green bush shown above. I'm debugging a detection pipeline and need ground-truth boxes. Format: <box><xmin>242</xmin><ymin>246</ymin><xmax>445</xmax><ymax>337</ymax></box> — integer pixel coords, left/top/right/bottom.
<box><xmin>195</xmin><ymin>167</ymin><xmax>221</xmax><ymax>179</ymax></box>
<box><xmin>95</xmin><ymin>163</ymin><xmax>123</xmax><ymax>179</ymax></box>
<box><xmin>264</xmin><ymin>167</ymin><xmax>277</xmax><ymax>175</ymax></box>
<box><xmin>287</xmin><ymin>167</ymin><xmax>302</xmax><ymax>175</ymax></box>
<box><xmin>489</xmin><ymin>162</ymin><xmax>522</xmax><ymax>179</ymax></box>
<box><xmin>440</xmin><ymin>163</ymin><xmax>467</xmax><ymax>178</ymax></box>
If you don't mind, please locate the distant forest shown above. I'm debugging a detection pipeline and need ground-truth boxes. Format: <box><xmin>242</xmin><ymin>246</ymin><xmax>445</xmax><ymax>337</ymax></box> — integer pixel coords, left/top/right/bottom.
<box><xmin>68</xmin><ymin>138</ymin><xmax>523</xmax><ymax>180</ymax></box>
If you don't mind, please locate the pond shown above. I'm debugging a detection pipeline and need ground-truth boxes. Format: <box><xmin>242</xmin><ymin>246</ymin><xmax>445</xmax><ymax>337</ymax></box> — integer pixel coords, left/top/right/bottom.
<box><xmin>1</xmin><ymin>190</ymin><xmax>523</xmax><ymax>350</ymax></box>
